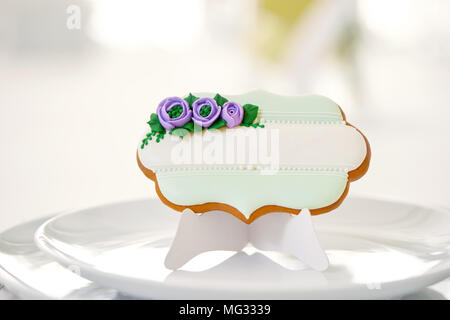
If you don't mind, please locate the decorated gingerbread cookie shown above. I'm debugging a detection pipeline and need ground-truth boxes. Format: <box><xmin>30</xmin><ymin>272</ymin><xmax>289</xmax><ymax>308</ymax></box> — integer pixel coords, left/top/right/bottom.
<box><xmin>137</xmin><ymin>90</ymin><xmax>370</xmax><ymax>224</ymax></box>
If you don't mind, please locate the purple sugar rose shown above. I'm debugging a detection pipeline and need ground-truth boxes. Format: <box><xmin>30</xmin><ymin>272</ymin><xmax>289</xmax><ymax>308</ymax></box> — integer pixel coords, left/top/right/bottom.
<box><xmin>157</xmin><ymin>97</ymin><xmax>192</xmax><ymax>131</ymax></box>
<box><xmin>192</xmin><ymin>97</ymin><xmax>221</xmax><ymax>128</ymax></box>
<box><xmin>221</xmin><ymin>101</ymin><xmax>243</xmax><ymax>128</ymax></box>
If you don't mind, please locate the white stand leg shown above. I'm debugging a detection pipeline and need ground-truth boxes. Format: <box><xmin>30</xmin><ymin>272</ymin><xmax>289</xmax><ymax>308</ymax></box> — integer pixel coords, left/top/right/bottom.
<box><xmin>249</xmin><ymin>209</ymin><xmax>329</xmax><ymax>271</ymax></box>
<box><xmin>165</xmin><ymin>209</ymin><xmax>329</xmax><ymax>271</ymax></box>
<box><xmin>164</xmin><ymin>209</ymin><xmax>248</xmax><ymax>269</ymax></box>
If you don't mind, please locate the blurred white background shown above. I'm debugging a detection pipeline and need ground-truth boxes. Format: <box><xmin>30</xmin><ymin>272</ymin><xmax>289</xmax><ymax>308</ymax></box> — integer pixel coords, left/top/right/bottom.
<box><xmin>1</xmin><ymin>0</ymin><xmax>449</xmax><ymax>231</ymax></box>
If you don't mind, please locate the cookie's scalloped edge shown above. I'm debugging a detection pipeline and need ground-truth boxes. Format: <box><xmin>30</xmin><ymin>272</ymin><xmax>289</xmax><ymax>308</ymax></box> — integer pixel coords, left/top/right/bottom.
<box><xmin>137</xmin><ymin>107</ymin><xmax>371</xmax><ymax>224</ymax></box>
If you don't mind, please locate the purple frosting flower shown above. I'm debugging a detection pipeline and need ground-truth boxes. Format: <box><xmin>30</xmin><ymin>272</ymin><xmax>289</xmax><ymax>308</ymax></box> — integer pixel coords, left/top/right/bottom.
<box><xmin>192</xmin><ymin>97</ymin><xmax>221</xmax><ymax>128</ymax></box>
<box><xmin>221</xmin><ymin>101</ymin><xmax>243</xmax><ymax>128</ymax></box>
<box><xmin>157</xmin><ymin>97</ymin><xmax>192</xmax><ymax>131</ymax></box>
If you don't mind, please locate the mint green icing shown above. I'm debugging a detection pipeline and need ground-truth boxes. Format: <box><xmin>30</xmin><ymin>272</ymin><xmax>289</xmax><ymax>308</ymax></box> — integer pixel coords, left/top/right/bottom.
<box><xmin>156</xmin><ymin>169</ymin><xmax>348</xmax><ymax>218</ymax></box>
<box><xmin>195</xmin><ymin>90</ymin><xmax>343</xmax><ymax>122</ymax></box>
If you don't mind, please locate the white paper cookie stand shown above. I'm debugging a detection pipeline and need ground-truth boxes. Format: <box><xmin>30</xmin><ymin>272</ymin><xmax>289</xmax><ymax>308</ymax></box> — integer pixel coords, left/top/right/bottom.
<box><xmin>165</xmin><ymin>209</ymin><xmax>329</xmax><ymax>271</ymax></box>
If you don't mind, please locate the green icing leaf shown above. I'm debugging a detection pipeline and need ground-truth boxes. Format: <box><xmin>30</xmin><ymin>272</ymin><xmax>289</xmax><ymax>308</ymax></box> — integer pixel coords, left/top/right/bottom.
<box><xmin>213</xmin><ymin>93</ymin><xmax>229</xmax><ymax>107</ymax></box>
<box><xmin>171</xmin><ymin>128</ymin><xmax>190</xmax><ymax>138</ymax></box>
<box><xmin>193</xmin><ymin>123</ymin><xmax>204</xmax><ymax>133</ymax></box>
<box><xmin>147</xmin><ymin>113</ymin><xmax>166</xmax><ymax>133</ymax></box>
<box><xmin>241</xmin><ymin>104</ymin><xmax>259</xmax><ymax>125</ymax></box>
<box><xmin>208</xmin><ymin>118</ymin><xmax>227</xmax><ymax>130</ymax></box>
<box><xmin>141</xmin><ymin>129</ymin><xmax>166</xmax><ymax>149</ymax></box>
<box><xmin>182</xmin><ymin>121</ymin><xmax>195</xmax><ymax>132</ymax></box>
<box><xmin>184</xmin><ymin>93</ymin><xmax>199</xmax><ymax>107</ymax></box>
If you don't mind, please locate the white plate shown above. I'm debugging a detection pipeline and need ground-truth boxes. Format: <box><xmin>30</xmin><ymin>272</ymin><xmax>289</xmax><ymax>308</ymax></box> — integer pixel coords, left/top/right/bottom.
<box><xmin>34</xmin><ymin>196</ymin><xmax>450</xmax><ymax>299</ymax></box>
<box><xmin>0</xmin><ymin>217</ymin><xmax>125</xmax><ymax>299</ymax></box>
